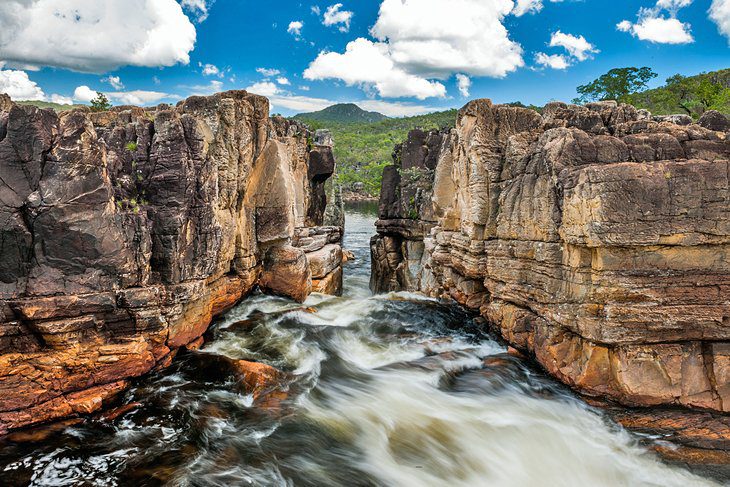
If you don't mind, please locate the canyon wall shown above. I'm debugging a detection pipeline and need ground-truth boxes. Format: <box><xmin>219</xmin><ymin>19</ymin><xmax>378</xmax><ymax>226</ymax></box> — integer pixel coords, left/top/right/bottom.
<box><xmin>371</xmin><ymin>100</ymin><xmax>730</xmax><ymax>412</ymax></box>
<box><xmin>0</xmin><ymin>91</ymin><xmax>343</xmax><ymax>433</ymax></box>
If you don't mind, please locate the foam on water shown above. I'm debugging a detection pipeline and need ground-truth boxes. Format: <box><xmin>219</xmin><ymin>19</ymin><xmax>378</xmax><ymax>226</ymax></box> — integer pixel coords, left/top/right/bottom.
<box><xmin>0</xmin><ymin>203</ymin><xmax>719</xmax><ymax>486</ymax></box>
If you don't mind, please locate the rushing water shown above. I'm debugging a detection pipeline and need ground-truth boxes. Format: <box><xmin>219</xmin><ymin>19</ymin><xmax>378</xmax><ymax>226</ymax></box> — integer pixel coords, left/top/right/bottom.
<box><xmin>0</xmin><ymin>203</ymin><xmax>720</xmax><ymax>487</ymax></box>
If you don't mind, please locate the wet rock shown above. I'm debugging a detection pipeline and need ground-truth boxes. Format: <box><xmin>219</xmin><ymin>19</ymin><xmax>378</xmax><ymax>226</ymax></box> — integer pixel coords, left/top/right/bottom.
<box><xmin>312</xmin><ymin>266</ymin><xmax>343</xmax><ymax>296</ymax></box>
<box><xmin>307</xmin><ymin>244</ymin><xmax>343</xmax><ymax>279</ymax></box>
<box><xmin>259</xmin><ymin>245</ymin><xmax>312</xmax><ymax>303</ymax></box>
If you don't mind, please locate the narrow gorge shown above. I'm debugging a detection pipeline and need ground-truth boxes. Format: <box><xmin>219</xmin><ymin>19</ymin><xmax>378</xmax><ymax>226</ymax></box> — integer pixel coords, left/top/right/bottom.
<box><xmin>0</xmin><ymin>92</ymin><xmax>729</xmax><ymax>485</ymax></box>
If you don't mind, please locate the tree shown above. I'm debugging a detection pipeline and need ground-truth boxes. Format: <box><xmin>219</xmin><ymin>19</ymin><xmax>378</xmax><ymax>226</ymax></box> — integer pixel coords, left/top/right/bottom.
<box><xmin>573</xmin><ymin>67</ymin><xmax>657</xmax><ymax>104</ymax></box>
<box><xmin>90</xmin><ymin>92</ymin><xmax>112</xmax><ymax>112</ymax></box>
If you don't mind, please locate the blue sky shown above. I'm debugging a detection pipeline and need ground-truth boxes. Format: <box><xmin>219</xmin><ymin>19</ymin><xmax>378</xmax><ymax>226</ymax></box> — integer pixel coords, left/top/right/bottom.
<box><xmin>0</xmin><ymin>0</ymin><xmax>728</xmax><ymax>117</ymax></box>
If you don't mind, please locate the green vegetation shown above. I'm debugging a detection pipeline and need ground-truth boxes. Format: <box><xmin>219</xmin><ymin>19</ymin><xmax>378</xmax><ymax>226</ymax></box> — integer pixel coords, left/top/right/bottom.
<box><xmin>296</xmin><ymin>108</ymin><xmax>458</xmax><ymax>196</ymax></box>
<box><xmin>16</xmin><ymin>100</ymin><xmax>79</xmax><ymax>111</ymax></box>
<box><xmin>625</xmin><ymin>69</ymin><xmax>730</xmax><ymax>117</ymax></box>
<box><xmin>574</xmin><ymin>67</ymin><xmax>658</xmax><ymax>104</ymax></box>
<box><xmin>90</xmin><ymin>92</ymin><xmax>112</xmax><ymax>112</ymax></box>
<box><xmin>294</xmin><ymin>103</ymin><xmax>389</xmax><ymax>124</ymax></box>
<box><xmin>125</xmin><ymin>141</ymin><xmax>139</xmax><ymax>152</ymax></box>
<box><xmin>575</xmin><ymin>67</ymin><xmax>730</xmax><ymax>117</ymax></box>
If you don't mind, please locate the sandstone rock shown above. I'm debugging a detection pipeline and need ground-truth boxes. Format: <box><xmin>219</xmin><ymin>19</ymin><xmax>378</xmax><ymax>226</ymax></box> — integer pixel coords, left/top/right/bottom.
<box><xmin>0</xmin><ymin>91</ymin><xmax>342</xmax><ymax>434</ymax></box>
<box><xmin>371</xmin><ymin>98</ymin><xmax>730</xmax><ymax>415</ymax></box>
<box><xmin>259</xmin><ymin>245</ymin><xmax>312</xmax><ymax>303</ymax></box>
<box><xmin>312</xmin><ymin>266</ymin><xmax>343</xmax><ymax>296</ymax></box>
<box><xmin>307</xmin><ymin>244</ymin><xmax>343</xmax><ymax>279</ymax></box>
<box><xmin>698</xmin><ymin>110</ymin><xmax>729</xmax><ymax>132</ymax></box>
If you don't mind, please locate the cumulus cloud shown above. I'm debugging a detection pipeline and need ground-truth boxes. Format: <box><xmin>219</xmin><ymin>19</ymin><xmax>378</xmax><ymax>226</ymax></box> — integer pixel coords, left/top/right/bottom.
<box><xmin>512</xmin><ymin>0</ymin><xmax>565</xmax><ymax>17</ymax></box>
<box><xmin>456</xmin><ymin>74</ymin><xmax>471</xmax><ymax>97</ymax></box>
<box><xmin>73</xmin><ymin>85</ymin><xmax>173</xmax><ymax>106</ymax></box>
<box><xmin>288</xmin><ymin>20</ymin><xmax>304</xmax><ymax>37</ymax></box>
<box><xmin>101</xmin><ymin>76</ymin><xmax>124</xmax><ymax>90</ymax></box>
<box><xmin>323</xmin><ymin>3</ymin><xmax>354</xmax><ymax>32</ymax></box>
<box><xmin>276</xmin><ymin>77</ymin><xmax>291</xmax><ymax>85</ymax></box>
<box><xmin>305</xmin><ymin>0</ymin><xmax>523</xmax><ymax>99</ymax></box>
<box><xmin>50</xmin><ymin>94</ymin><xmax>73</xmax><ymax>105</ymax></box>
<box><xmin>73</xmin><ymin>86</ymin><xmax>98</xmax><ymax>103</ymax></box>
<box><xmin>200</xmin><ymin>63</ymin><xmax>224</xmax><ymax>77</ymax></box>
<box><xmin>304</xmin><ymin>38</ymin><xmax>446</xmax><ymax>99</ymax></box>
<box><xmin>549</xmin><ymin>31</ymin><xmax>598</xmax><ymax>61</ymax></box>
<box><xmin>245</xmin><ymin>81</ymin><xmax>279</xmax><ymax>97</ymax></box>
<box><xmin>0</xmin><ymin>67</ymin><xmax>46</xmax><ymax>100</ymax></box>
<box><xmin>179</xmin><ymin>0</ymin><xmax>214</xmax><ymax>22</ymax></box>
<box><xmin>709</xmin><ymin>0</ymin><xmax>730</xmax><ymax>42</ymax></box>
<box><xmin>534</xmin><ymin>52</ymin><xmax>570</xmax><ymax>70</ymax></box>
<box><xmin>0</xmin><ymin>0</ymin><xmax>197</xmax><ymax>73</ymax></box>
<box><xmin>617</xmin><ymin>0</ymin><xmax>694</xmax><ymax>44</ymax></box>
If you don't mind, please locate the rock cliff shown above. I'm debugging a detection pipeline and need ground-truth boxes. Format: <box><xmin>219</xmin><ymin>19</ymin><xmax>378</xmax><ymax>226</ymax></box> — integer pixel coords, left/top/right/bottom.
<box><xmin>0</xmin><ymin>91</ymin><xmax>344</xmax><ymax>433</ymax></box>
<box><xmin>371</xmin><ymin>100</ymin><xmax>730</xmax><ymax>414</ymax></box>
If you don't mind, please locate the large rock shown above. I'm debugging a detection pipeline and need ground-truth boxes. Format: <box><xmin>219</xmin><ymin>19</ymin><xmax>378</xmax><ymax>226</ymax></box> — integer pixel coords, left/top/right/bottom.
<box><xmin>371</xmin><ymin>99</ymin><xmax>730</xmax><ymax>413</ymax></box>
<box><xmin>0</xmin><ymin>91</ymin><xmax>342</xmax><ymax>434</ymax></box>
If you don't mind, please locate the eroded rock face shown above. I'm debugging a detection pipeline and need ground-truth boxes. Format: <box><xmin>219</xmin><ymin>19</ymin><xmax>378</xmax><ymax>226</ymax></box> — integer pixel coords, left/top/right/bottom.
<box><xmin>371</xmin><ymin>99</ymin><xmax>730</xmax><ymax>412</ymax></box>
<box><xmin>0</xmin><ymin>91</ymin><xmax>343</xmax><ymax>433</ymax></box>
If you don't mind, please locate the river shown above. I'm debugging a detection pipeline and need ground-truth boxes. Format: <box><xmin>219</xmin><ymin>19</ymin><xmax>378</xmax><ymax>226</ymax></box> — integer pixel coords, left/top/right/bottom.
<box><xmin>0</xmin><ymin>205</ymin><xmax>719</xmax><ymax>486</ymax></box>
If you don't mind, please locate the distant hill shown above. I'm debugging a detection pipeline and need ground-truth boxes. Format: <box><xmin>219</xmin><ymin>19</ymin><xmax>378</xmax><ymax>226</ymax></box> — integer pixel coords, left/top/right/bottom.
<box><xmin>294</xmin><ymin>103</ymin><xmax>389</xmax><ymax>124</ymax></box>
<box><xmin>626</xmin><ymin>68</ymin><xmax>730</xmax><ymax>117</ymax></box>
<box><xmin>297</xmin><ymin>109</ymin><xmax>458</xmax><ymax>196</ymax></box>
<box><xmin>15</xmin><ymin>100</ymin><xmax>82</xmax><ymax>111</ymax></box>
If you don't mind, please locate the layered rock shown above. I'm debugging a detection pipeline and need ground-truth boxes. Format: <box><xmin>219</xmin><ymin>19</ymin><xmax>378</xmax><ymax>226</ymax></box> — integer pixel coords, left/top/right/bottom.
<box><xmin>371</xmin><ymin>99</ymin><xmax>730</xmax><ymax>413</ymax></box>
<box><xmin>0</xmin><ymin>91</ymin><xmax>343</xmax><ymax>433</ymax></box>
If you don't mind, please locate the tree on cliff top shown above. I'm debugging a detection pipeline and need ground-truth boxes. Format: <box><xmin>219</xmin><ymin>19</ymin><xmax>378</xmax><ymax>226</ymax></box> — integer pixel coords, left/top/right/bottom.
<box><xmin>573</xmin><ymin>67</ymin><xmax>657</xmax><ymax>104</ymax></box>
<box><xmin>90</xmin><ymin>92</ymin><xmax>112</xmax><ymax>112</ymax></box>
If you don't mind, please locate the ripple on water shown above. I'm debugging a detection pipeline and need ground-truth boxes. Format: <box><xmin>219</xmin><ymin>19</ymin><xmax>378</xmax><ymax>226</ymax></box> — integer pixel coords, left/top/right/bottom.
<box><xmin>0</xmin><ymin>207</ymin><xmax>720</xmax><ymax>487</ymax></box>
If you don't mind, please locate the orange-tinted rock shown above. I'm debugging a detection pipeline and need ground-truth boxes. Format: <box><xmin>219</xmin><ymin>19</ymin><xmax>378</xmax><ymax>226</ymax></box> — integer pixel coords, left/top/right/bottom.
<box><xmin>371</xmin><ymin>98</ymin><xmax>730</xmax><ymax>412</ymax></box>
<box><xmin>231</xmin><ymin>360</ymin><xmax>284</xmax><ymax>400</ymax></box>
<box><xmin>0</xmin><ymin>91</ymin><xmax>343</xmax><ymax>434</ymax></box>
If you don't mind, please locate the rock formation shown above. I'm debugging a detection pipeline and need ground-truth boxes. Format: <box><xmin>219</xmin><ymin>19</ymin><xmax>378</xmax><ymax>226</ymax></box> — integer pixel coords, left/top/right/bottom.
<box><xmin>0</xmin><ymin>91</ymin><xmax>343</xmax><ymax>434</ymax></box>
<box><xmin>371</xmin><ymin>100</ymin><xmax>730</xmax><ymax>414</ymax></box>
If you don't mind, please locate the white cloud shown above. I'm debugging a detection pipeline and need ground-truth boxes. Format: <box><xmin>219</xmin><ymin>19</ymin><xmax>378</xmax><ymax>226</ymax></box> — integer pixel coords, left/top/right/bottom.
<box><xmin>73</xmin><ymin>85</ymin><xmax>98</xmax><ymax>103</ymax></box>
<box><xmin>709</xmin><ymin>0</ymin><xmax>730</xmax><ymax>42</ymax></box>
<box><xmin>74</xmin><ymin>85</ymin><xmax>174</xmax><ymax>106</ymax></box>
<box><xmin>0</xmin><ymin>0</ymin><xmax>197</xmax><ymax>73</ymax></box>
<box><xmin>370</xmin><ymin>0</ymin><xmax>523</xmax><ymax>79</ymax></box>
<box><xmin>288</xmin><ymin>20</ymin><xmax>304</xmax><ymax>37</ymax></box>
<box><xmin>101</xmin><ymin>76</ymin><xmax>124</xmax><ymax>90</ymax></box>
<box><xmin>186</xmin><ymin>80</ymin><xmax>224</xmax><ymax>96</ymax></box>
<box><xmin>512</xmin><ymin>0</ymin><xmax>543</xmax><ymax>16</ymax></box>
<box><xmin>50</xmin><ymin>94</ymin><xmax>73</xmax><ymax>105</ymax></box>
<box><xmin>549</xmin><ymin>31</ymin><xmax>598</xmax><ymax>61</ymax></box>
<box><xmin>257</xmin><ymin>67</ymin><xmax>281</xmax><ymax>77</ymax></box>
<box><xmin>299</xmin><ymin>85</ymin><xmax>310</xmax><ymax>91</ymax></box>
<box><xmin>304</xmin><ymin>38</ymin><xmax>446</xmax><ymax>99</ymax></box>
<box><xmin>276</xmin><ymin>77</ymin><xmax>291</xmax><ymax>85</ymax></box>
<box><xmin>355</xmin><ymin>99</ymin><xmax>439</xmax><ymax>117</ymax></box>
<box><xmin>512</xmin><ymin>0</ymin><xmax>565</xmax><ymax>17</ymax></box>
<box><xmin>311</xmin><ymin>5</ymin><xmax>321</xmax><ymax>15</ymax></box>
<box><xmin>617</xmin><ymin>0</ymin><xmax>694</xmax><ymax>44</ymax></box>
<box><xmin>323</xmin><ymin>3</ymin><xmax>354</xmax><ymax>32</ymax></box>
<box><xmin>180</xmin><ymin>0</ymin><xmax>213</xmax><ymax>22</ymax></box>
<box><xmin>109</xmin><ymin>90</ymin><xmax>172</xmax><ymax>106</ymax></box>
<box><xmin>456</xmin><ymin>74</ymin><xmax>471</xmax><ymax>97</ymax></box>
<box><xmin>535</xmin><ymin>52</ymin><xmax>570</xmax><ymax>70</ymax></box>
<box><xmin>305</xmin><ymin>0</ymin><xmax>523</xmax><ymax>99</ymax></box>
<box><xmin>0</xmin><ymin>67</ymin><xmax>45</xmax><ymax>100</ymax></box>
<box><xmin>201</xmin><ymin>63</ymin><xmax>221</xmax><ymax>76</ymax></box>
<box><xmin>245</xmin><ymin>81</ymin><xmax>279</xmax><ymax>97</ymax></box>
